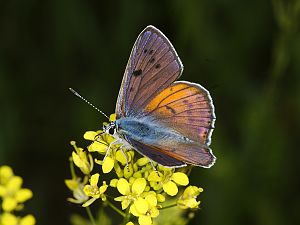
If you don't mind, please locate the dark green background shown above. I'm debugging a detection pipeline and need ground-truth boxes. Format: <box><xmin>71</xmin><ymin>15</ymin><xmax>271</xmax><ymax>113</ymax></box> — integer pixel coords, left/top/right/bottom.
<box><xmin>1</xmin><ymin>0</ymin><xmax>299</xmax><ymax>224</ymax></box>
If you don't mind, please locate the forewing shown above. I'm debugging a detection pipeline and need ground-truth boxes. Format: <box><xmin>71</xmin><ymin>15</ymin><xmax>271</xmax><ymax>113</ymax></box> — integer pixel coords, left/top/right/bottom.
<box><xmin>144</xmin><ymin>81</ymin><xmax>216</xmax><ymax>146</ymax></box>
<box><xmin>116</xmin><ymin>25</ymin><xmax>183</xmax><ymax>118</ymax></box>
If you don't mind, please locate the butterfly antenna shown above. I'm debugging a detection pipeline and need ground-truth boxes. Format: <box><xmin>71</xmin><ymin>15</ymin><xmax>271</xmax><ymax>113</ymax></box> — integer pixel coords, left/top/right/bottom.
<box><xmin>69</xmin><ymin>88</ymin><xmax>109</xmax><ymax>119</ymax></box>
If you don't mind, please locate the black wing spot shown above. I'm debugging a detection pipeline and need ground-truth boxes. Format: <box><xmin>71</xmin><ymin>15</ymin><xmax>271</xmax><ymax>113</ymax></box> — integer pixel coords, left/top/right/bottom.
<box><xmin>165</xmin><ymin>105</ymin><xmax>176</xmax><ymax>114</ymax></box>
<box><xmin>144</xmin><ymin>49</ymin><xmax>148</xmax><ymax>53</ymax></box>
<box><xmin>155</xmin><ymin>64</ymin><xmax>161</xmax><ymax>69</ymax></box>
<box><xmin>150</xmin><ymin>58</ymin><xmax>155</xmax><ymax>63</ymax></box>
<box><xmin>132</xmin><ymin>69</ymin><xmax>143</xmax><ymax>76</ymax></box>
<box><xmin>149</xmin><ymin>49</ymin><xmax>154</xmax><ymax>54</ymax></box>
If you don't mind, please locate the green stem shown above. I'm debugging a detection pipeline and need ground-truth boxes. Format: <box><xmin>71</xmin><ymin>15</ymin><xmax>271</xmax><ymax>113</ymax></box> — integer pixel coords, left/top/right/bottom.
<box><xmin>160</xmin><ymin>203</ymin><xmax>178</xmax><ymax>210</ymax></box>
<box><xmin>122</xmin><ymin>207</ymin><xmax>131</xmax><ymax>225</ymax></box>
<box><xmin>69</xmin><ymin>158</ymin><xmax>76</xmax><ymax>179</ymax></box>
<box><xmin>86</xmin><ymin>206</ymin><xmax>97</xmax><ymax>225</ymax></box>
<box><xmin>106</xmin><ymin>200</ymin><xmax>126</xmax><ymax>217</ymax></box>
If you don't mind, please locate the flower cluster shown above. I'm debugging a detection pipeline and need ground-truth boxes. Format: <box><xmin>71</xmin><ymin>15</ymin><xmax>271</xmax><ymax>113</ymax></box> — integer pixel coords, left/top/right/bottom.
<box><xmin>65</xmin><ymin>114</ymin><xmax>204</xmax><ymax>225</ymax></box>
<box><xmin>0</xmin><ymin>165</ymin><xmax>35</xmax><ymax>225</ymax></box>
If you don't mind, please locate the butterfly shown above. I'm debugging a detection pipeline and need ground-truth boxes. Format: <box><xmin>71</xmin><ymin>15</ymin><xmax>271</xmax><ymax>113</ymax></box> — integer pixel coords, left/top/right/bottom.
<box><xmin>103</xmin><ymin>25</ymin><xmax>216</xmax><ymax>168</ymax></box>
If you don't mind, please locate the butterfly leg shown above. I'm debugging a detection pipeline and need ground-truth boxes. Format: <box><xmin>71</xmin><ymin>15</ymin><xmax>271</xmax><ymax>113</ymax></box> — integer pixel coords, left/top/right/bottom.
<box><xmin>103</xmin><ymin>140</ymin><xmax>117</xmax><ymax>161</ymax></box>
<box><xmin>89</xmin><ymin>131</ymin><xmax>107</xmax><ymax>149</ymax></box>
<box><xmin>149</xmin><ymin>160</ymin><xmax>158</xmax><ymax>174</ymax></box>
<box><xmin>103</xmin><ymin>138</ymin><xmax>125</xmax><ymax>161</ymax></box>
<box><xmin>119</xmin><ymin>146</ymin><xmax>130</xmax><ymax>171</ymax></box>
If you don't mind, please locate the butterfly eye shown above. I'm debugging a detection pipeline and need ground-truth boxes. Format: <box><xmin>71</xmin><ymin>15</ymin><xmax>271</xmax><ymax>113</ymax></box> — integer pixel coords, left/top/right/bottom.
<box><xmin>108</xmin><ymin>127</ymin><xmax>115</xmax><ymax>135</ymax></box>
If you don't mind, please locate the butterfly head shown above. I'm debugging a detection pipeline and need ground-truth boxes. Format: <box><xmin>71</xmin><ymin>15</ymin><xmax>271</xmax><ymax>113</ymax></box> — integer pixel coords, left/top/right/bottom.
<box><xmin>104</xmin><ymin>121</ymin><xmax>117</xmax><ymax>136</ymax></box>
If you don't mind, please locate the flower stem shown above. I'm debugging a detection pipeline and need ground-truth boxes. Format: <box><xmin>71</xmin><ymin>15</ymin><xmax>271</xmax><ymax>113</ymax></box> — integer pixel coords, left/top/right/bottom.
<box><xmin>106</xmin><ymin>200</ymin><xmax>126</xmax><ymax>217</ymax></box>
<box><xmin>122</xmin><ymin>207</ymin><xmax>131</xmax><ymax>225</ymax></box>
<box><xmin>69</xmin><ymin>158</ymin><xmax>76</xmax><ymax>179</ymax></box>
<box><xmin>160</xmin><ymin>203</ymin><xmax>177</xmax><ymax>210</ymax></box>
<box><xmin>86</xmin><ymin>206</ymin><xmax>97</xmax><ymax>225</ymax></box>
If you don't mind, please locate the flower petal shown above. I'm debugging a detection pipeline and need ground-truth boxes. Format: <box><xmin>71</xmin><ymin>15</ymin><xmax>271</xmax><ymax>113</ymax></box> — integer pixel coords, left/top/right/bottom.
<box><xmin>129</xmin><ymin>204</ymin><xmax>140</xmax><ymax>217</ymax></box>
<box><xmin>99</xmin><ymin>182</ymin><xmax>108</xmax><ymax>194</ymax></box>
<box><xmin>72</xmin><ymin>152</ymin><xmax>83</xmax><ymax>168</ymax></box>
<box><xmin>90</xmin><ymin>174</ymin><xmax>99</xmax><ymax>186</ymax></box>
<box><xmin>163</xmin><ymin>181</ymin><xmax>178</xmax><ymax>196</ymax></box>
<box><xmin>65</xmin><ymin>179</ymin><xmax>78</xmax><ymax>191</ymax></box>
<box><xmin>126</xmin><ymin>222</ymin><xmax>134</xmax><ymax>225</ymax></box>
<box><xmin>117</xmin><ymin>178</ymin><xmax>130</xmax><ymax>195</ymax></box>
<box><xmin>15</xmin><ymin>189</ymin><xmax>33</xmax><ymax>202</ymax></box>
<box><xmin>0</xmin><ymin>166</ymin><xmax>13</xmax><ymax>183</ymax></box>
<box><xmin>7</xmin><ymin>176</ymin><xmax>22</xmax><ymax>192</ymax></box>
<box><xmin>156</xmin><ymin>194</ymin><xmax>165</xmax><ymax>203</ymax></box>
<box><xmin>115</xmin><ymin>150</ymin><xmax>128</xmax><ymax>165</ymax></box>
<box><xmin>2</xmin><ymin>197</ymin><xmax>17</xmax><ymax>211</ymax></box>
<box><xmin>83</xmin><ymin>131</ymin><xmax>98</xmax><ymax>141</ymax></box>
<box><xmin>134</xmin><ymin>197</ymin><xmax>148</xmax><ymax>214</ymax></box>
<box><xmin>183</xmin><ymin>186</ymin><xmax>203</xmax><ymax>198</ymax></box>
<box><xmin>109</xmin><ymin>179</ymin><xmax>118</xmax><ymax>187</ymax></box>
<box><xmin>136</xmin><ymin>158</ymin><xmax>149</xmax><ymax>167</ymax></box>
<box><xmin>145</xmin><ymin>194</ymin><xmax>157</xmax><ymax>208</ymax></box>
<box><xmin>147</xmin><ymin>171</ymin><xmax>162</xmax><ymax>182</ymax></box>
<box><xmin>88</xmin><ymin>141</ymin><xmax>108</xmax><ymax>153</ymax></box>
<box><xmin>0</xmin><ymin>213</ymin><xmax>18</xmax><ymax>225</ymax></box>
<box><xmin>19</xmin><ymin>214</ymin><xmax>36</xmax><ymax>225</ymax></box>
<box><xmin>124</xmin><ymin>164</ymin><xmax>134</xmax><ymax>179</ymax></box>
<box><xmin>171</xmin><ymin>172</ymin><xmax>189</xmax><ymax>186</ymax></box>
<box><xmin>109</xmin><ymin>113</ymin><xmax>116</xmax><ymax>122</ymax></box>
<box><xmin>121</xmin><ymin>199</ymin><xmax>131</xmax><ymax>210</ymax></box>
<box><xmin>102</xmin><ymin>157</ymin><xmax>114</xmax><ymax>174</ymax></box>
<box><xmin>82</xmin><ymin>197</ymin><xmax>97</xmax><ymax>207</ymax></box>
<box><xmin>132</xmin><ymin>178</ymin><xmax>146</xmax><ymax>195</ymax></box>
<box><xmin>138</xmin><ymin>215</ymin><xmax>152</xmax><ymax>225</ymax></box>
<box><xmin>150</xmin><ymin>207</ymin><xmax>159</xmax><ymax>218</ymax></box>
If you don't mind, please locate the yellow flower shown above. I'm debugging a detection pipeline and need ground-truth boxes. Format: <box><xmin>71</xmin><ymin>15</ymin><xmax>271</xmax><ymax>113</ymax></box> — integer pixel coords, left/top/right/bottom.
<box><xmin>126</xmin><ymin>222</ymin><xmax>135</xmax><ymax>225</ymax></box>
<box><xmin>130</xmin><ymin>192</ymin><xmax>159</xmax><ymax>225</ymax></box>
<box><xmin>133</xmin><ymin>159</ymin><xmax>153</xmax><ymax>180</ymax></box>
<box><xmin>0</xmin><ymin>213</ymin><xmax>36</xmax><ymax>225</ymax></box>
<box><xmin>114</xmin><ymin>178</ymin><xmax>146</xmax><ymax>210</ymax></box>
<box><xmin>19</xmin><ymin>214</ymin><xmax>36</xmax><ymax>225</ymax></box>
<box><xmin>0</xmin><ymin>166</ymin><xmax>13</xmax><ymax>185</ymax></box>
<box><xmin>0</xmin><ymin>175</ymin><xmax>32</xmax><ymax>212</ymax></box>
<box><xmin>148</xmin><ymin>170</ymin><xmax>189</xmax><ymax>196</ymax></box>
<box><xmin>96</xmin><ymin>148</ymin><xmax>133</xmax><ymax>174</ymax></box>
<box><xmin>86</xmin><ymin>131</ymin><xmax>115</xmax><ymax>154</ymax></box>
<box><xmin>65</xmin><ymin>178</ymin><xmax>89</xmax><ymax>204</ymax></box>
<box><xmin>85</xmin><ymin>131</ymin><xmax>108</xmax><ymax>154</ymax></box>
<box><xmin>0</xmin><ymin>213</ymin><xmax>18</xmax><ymax>225</ymax></box>
<box><xmin>82</xmin><ymin>174</ymin><xmax>108</xmax><ymax>207</ymax></box>
<box><xmin>87</xmin><ymin>130</ymin><xmax>133</xmax><ymax>174</ymax></box>
<box><xmin>177</xmin><ymin>186</ymin><xmax>203</xmax><ymax>209</ymax></box>
<box><xmin>71</xmin><ymin>141</ymin><xmax>93</xmax><ymax>175</ymax></box>
<box><xmin>109</xmin><ymin>113</ymin><xmax>116</xmax><ymax>122</ymax></box>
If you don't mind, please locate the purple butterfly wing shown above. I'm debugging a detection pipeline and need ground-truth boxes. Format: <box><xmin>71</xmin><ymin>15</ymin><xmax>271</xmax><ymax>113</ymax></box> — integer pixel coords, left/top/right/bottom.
<box><xmin>116</xmin><ymin>25</ymin><xmax>183</xmax><ymax>118</ymax></box>
<box><xmin>125</xmin><ymin>138</ymin><xmax>186</xmax><ymax>167</ymax></box>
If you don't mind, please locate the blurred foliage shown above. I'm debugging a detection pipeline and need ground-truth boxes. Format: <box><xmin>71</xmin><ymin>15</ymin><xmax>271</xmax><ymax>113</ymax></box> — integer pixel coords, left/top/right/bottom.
<box><xmin>0</xmin><ymin>0</ymin><xmax>300</xmax><ymax>225</ymax></box>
